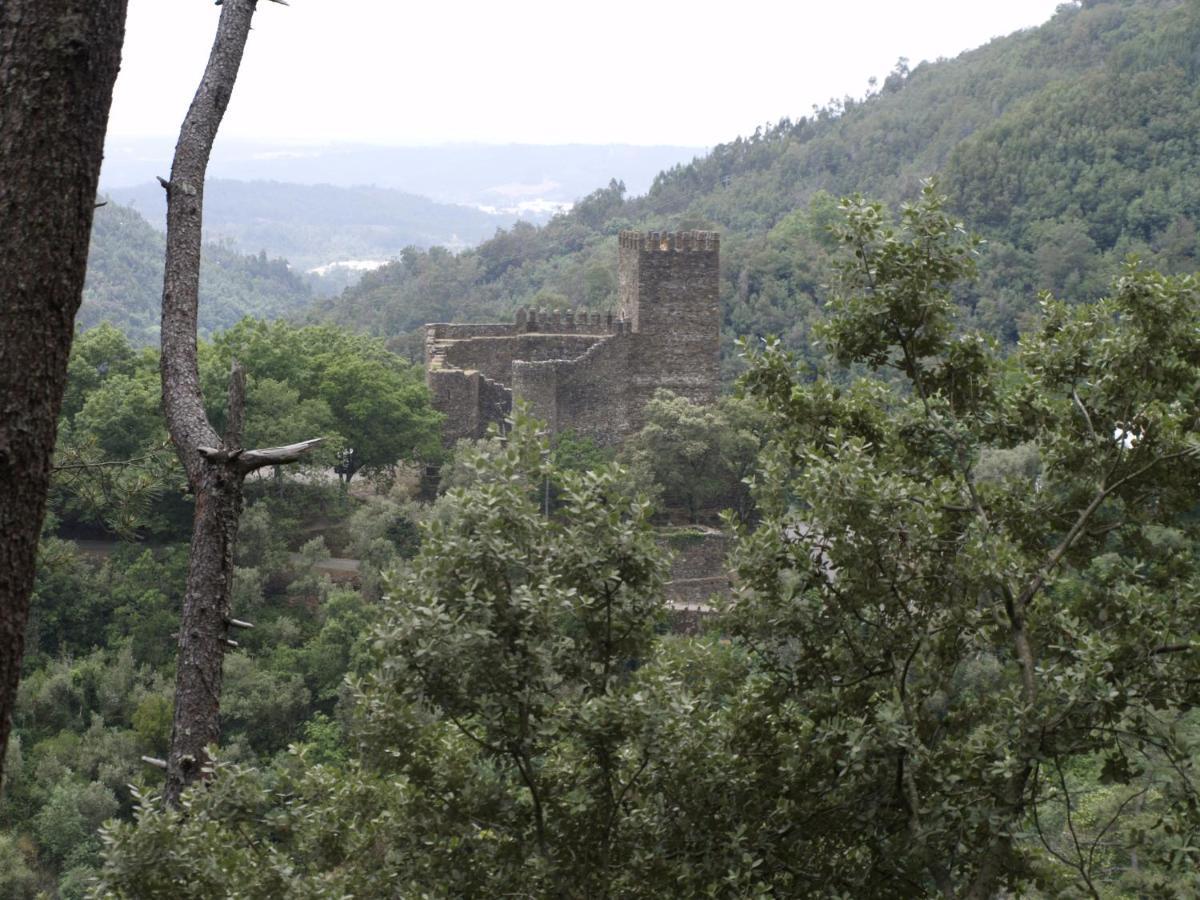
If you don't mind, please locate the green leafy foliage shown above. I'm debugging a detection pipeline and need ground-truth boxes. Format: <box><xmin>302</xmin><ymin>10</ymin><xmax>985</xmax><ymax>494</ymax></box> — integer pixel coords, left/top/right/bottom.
<box><xmin>728</xmin><ymin>187</ymin><xmax>1200</xmax><ymax>896</ymax></box>
<box><xmin>208</xmin><ymin>319</ymin><xmax>442</xmax><ymax>481</ymax></box>
<box><xmin>87</xmin><ymin>221</ymin><xmax>1200</xmax><ymax>894</ymax></box>
<box><xmin>82</xmin><ymin>201</ymin><xmax>313</xmax><ymax>345</ymax></box>
<box><xmin>94</xmin><ymin>415</ymin><xmax>745</xmax><ymax>898</ymax></box>
<box><xmin>620</xmin><ymin>390</ymin><xmax>766</xmax><ymax>523</ymax></box>
<box><xmin>0</xmin><ymin>831</ymin><xmax>39</xmax><ymax>899</ymax></box>
<box><xmin>49</xmin><ymin>319</ymin><xmax>440</xmax><ymax>547</ymax></box>
<box><xmin>7</xmin><ymin>527</ymin><xmax>378</xmax><ymax>894</ymax></box>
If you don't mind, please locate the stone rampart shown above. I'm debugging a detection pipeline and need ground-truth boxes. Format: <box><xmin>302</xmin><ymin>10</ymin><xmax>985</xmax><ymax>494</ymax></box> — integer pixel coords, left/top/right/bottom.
<box><xmin>426</xmin><ymin>366</ymin><xmax>513</xmax><ymax>444</ymax></box>
<box><xmin>442</xmin><ymin>334</ymin><xmax>605</xmax><ymax>385</ymax></box>
<box><xmin>514</xmin><ymin>306</ymin><xmax>624</xmax><ymax>335</ymax></box>
<box><xmin>424</xmin><ymin>229</ymin><xmax>719</xmax><ymax>449</ymax></box>
<box><xmin>477</xmin><ymin>374</ymin><xmax>512</xmax><ymax>437</ymax></box>
<box><xmin>427</xmin><ymin>369</ymin><xmax>481</xmax><ymax>445</ymax></box>
<box><xmin>618</xmin><ymin>230</ymin><xmax>720</xmax><ymax>253</ymax></box>
<box><xmin>658</xmin><ymin>527</ymin><xmax>732</xmax><ymax>610</ymax></box>
<box><xmin>426</xmin><ymin>323</ymin><xmax>517</xmax><ymax>341</ymax></box>
<box><xmin>512</xmin><ymin>331</ymin><xmax>635</xmax><ymax>444</ymax></box>
<box><xmin>660</xmin><ymin>527</ymin><xmax>731</xmax><ymax>580</ymax></box>
<box><xmin>666</xmin><ymin>577</ymin><xmax>729</xmax><ymax>609</ymax></box>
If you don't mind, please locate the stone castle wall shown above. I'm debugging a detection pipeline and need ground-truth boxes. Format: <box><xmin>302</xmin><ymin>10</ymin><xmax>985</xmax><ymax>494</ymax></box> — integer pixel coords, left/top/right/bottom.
<box><xmin>512</xmin><ymin>331</ymin><xmax>636</xmax><ymax>443</ymax></box>
<box><xmin>425</xmin><ymin>230</ymin><xmax>719</xmax><ymax>446</ymax></box>
<box><xmin>659</xmin><ymin>527</ymin><xmax>731</xmax><ymax>615</ymax></box>
<box><xmin>442</xmin><ymin>334</ymin><xmax>605</xmax><ymax>385</ymax></box>
<box><xmin>424</xmin><ymin>233</ymin><xmax>731</xmax><ymax>619</ymax></box>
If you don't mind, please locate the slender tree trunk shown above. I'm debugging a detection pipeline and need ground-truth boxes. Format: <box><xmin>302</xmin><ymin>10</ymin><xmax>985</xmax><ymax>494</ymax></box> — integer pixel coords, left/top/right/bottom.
<box><xmin>160</xmin><ymin>0</ymin><xmax>317</xmax><ymax>806</ymax></box>
<box><xmin>0</xmin><ymin>0</ymin><xmax>128</xmax><ymax>791</ymax></box>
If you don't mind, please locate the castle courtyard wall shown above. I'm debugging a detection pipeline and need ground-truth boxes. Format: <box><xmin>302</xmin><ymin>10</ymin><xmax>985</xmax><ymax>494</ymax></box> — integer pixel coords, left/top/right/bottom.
<box><xmin>442</xmin><ymin>334</ymin><xmax>607</xmax><ymax>385</ymax></box>
<box><xmin>512</xmin><ymin>331</ymin><xmax>635</xmax><ymax>444</ymax></box>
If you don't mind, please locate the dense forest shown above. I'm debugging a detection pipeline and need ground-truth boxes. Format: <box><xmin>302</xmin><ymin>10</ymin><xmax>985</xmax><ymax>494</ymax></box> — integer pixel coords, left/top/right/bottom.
<box><xmin>82</xmin><ymin>201</ymin><xmax>313</xmax><ymax>344</ymax></box>
<box><xmin>2</xmin><ymin>319</ymin><xmax>444</xmax><ymax>896</ymax></box>
<box><xmin>313</xmin><ymin>0</ymin><xmax>1200</xmax><ymax>373</ymax></box>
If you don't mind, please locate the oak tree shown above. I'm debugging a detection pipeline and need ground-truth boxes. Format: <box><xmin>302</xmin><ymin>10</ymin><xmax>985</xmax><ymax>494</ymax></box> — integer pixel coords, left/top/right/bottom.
<box><xmin>730</xmin><ymin>184</ymin><xmax>1200</xmax><ymax>896</ymax></box>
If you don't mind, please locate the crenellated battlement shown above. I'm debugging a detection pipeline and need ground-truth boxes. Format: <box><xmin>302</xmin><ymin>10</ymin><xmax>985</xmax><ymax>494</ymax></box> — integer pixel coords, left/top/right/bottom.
<box><xmin>513</xmin><ymin>307</ymin><xmax>625</xmax><ymax>333</ymax></box>
<box><xmin>619</xmin><ymin>230</ymin><xmax>719</xmax><ymax>253</ymax></box>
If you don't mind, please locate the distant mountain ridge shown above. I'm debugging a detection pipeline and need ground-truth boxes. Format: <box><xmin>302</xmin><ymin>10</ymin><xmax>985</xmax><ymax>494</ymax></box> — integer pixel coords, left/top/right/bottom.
<box><xmin>100</xmin><ymin>142</ymin><xmax>707</xmax><ymax>207</ymax></box>
<box><xmin>83</xmin><ymin>144</ymin><xmax>707</xmax><ymax>341</ymax></box>
<box><xmin>106</xmin><ymin>179</ymin><xmax>521</xmax><ymax>272</ymax></box>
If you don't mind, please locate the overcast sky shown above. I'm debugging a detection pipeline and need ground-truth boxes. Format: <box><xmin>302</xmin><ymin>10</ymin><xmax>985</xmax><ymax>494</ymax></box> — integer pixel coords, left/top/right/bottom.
<box><xmin>108</xmin><ymin>0</ymin><xmax>1066</xmax><ymax>147</ymax></box>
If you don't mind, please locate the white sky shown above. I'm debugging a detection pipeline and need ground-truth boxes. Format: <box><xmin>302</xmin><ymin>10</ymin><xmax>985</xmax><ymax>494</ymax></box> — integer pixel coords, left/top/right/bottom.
<box><xmin>108</xmin><ymin>0</ymin><xmax>1066</xmax><ymax>147</ymax></box>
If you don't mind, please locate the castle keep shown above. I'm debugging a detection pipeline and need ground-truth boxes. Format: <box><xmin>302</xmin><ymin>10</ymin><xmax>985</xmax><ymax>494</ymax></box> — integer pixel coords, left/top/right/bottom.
<box><xmin>425</xmin><ymin>230</ymin><xmax>720</xmax><ymax>446</ymax></box>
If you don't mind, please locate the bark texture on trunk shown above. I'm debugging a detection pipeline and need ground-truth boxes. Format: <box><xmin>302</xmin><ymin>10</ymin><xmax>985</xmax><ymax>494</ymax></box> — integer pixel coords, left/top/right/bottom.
<box><xmin>161</xmin><ymin>0</ymin><xmax>256</xmax><ymax>807</ymax></box>
<box><xmin>161</xmin><ymin>0</ymin><xmax>316</xmax><ymax>806</ymax></box>
<box><xmin>0</xmin><ymin>0</ymin><xmax>128</xmax><ymax>792</ymax></box>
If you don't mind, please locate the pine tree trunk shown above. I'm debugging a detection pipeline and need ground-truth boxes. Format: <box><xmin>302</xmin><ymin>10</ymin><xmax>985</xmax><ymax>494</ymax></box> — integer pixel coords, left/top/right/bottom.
<box><xmin>0</xmin><ymin>0</ymin><xmax>128</xmax><ymax>792</ymax></box>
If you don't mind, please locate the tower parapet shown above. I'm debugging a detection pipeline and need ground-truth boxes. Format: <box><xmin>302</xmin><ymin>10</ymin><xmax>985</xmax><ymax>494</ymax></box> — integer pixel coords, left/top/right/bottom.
<box><xmin>618</xmin><ymin>230</ymin><xmax>719</xmax><ymax>253</ymax></box>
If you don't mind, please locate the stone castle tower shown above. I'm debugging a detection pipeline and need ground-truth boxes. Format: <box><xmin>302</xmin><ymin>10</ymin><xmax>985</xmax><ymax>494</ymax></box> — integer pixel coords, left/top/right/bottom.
<box><xmin>617</xmin><ymin>229</ymin><xmax>720</xmax><ymax>411</ymax></box>
<box><xmin>425</xmin><ymin>230</ymin><xmax>720</xmax><ymax>446</ymax></box>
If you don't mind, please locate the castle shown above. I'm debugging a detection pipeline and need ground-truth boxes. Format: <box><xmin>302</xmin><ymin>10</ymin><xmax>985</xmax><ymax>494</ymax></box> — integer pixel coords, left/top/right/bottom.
<box><xmin>424</xmin><ymin>230</ymin><xmax>720</xmax><ymax>447</ymax></box>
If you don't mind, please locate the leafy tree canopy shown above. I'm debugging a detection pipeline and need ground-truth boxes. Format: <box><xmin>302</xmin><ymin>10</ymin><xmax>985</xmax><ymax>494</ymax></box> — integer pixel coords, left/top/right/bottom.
<box><xmin>728</xmin><ymin>183</ymin><xmax>1200</xmax><ymax>896</ymax></box>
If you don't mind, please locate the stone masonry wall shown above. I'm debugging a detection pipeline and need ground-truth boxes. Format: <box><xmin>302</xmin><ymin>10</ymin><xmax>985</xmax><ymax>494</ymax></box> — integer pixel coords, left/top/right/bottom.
<box><xmin>658</xmin><ymin>527</ymin><xmax>731</xmax><ymax>609</ymax></box>
<box><xmin>510</xmin><ymin>358</ymin><xmax>560</xmax><ymax>432</ymax></box>
<box><xmin>513</xmin><ymin>332</ymin><xmax>635</xmax><ymax>445</ymax></box>
<box><xmin>426</xmin><ymin>307</ymin><xmax>617</xmax><ymax>443</ymax></box>
<box><xmin>621</xmin><ymin>231</ymin><xmax>720</xmax><ymax>430</ymax></box>
<box><xmin>442</xmin><ymin>334</ymin><xmax>604</xmax><ymax>385</ymax></box>
<box><xmin>425</xmin><ymin>231</ymin><xmax>719</xmax><ymax>449</ymax></box>
<box><xmin>427</xmin><ymin>369</ymin><xmax>480</xmax><ymax>445</ymax></box>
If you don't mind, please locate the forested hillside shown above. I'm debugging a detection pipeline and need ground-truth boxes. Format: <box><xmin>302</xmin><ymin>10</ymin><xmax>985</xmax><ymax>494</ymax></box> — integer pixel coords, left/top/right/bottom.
<box><xmin>314</xmin><ymin>0</ymin><xmax>1200</xmax><ymax>366</ymax></box>
<box><xmin>82</xmin><ymin>201</ymin><xmax>313</xmax><ymax>344</ymax></box>
<box><xmin>106</xmin><ymin>179</ymin><xmax>519</xmax><ymax>271</ymax></box>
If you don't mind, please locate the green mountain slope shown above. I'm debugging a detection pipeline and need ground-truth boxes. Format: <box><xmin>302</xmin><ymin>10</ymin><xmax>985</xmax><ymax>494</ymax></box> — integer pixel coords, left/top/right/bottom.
<box><xmin>83</xmin><ymin>200</ymin><xmax>313</xmax><ymax>344</ymax></box>
<box><xmin>105</xmin><ymin>179</ymin><xmax>520</xmax><ymax>271</ymax></box>
<box><xmin>314</xmin><ymin>0</ymin><xmax>1200</xmax><ymax>363</ymax></box>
